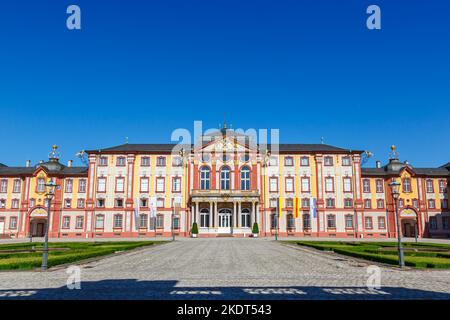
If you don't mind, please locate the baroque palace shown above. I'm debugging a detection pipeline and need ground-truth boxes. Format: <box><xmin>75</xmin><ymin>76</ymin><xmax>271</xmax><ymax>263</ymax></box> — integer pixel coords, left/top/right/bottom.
<box><xmin>0</xmin><ymin>125</ymin><xmax>449</xmax><ymax>239</ymax></box>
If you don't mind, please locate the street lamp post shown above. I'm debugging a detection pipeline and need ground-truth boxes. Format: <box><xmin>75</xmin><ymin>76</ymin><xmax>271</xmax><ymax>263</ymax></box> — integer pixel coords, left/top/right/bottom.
<box><xmin>42</xmin><ymin>179</ymin><xmax>57</xmax><ymax>271</ymax></box>
<box><xmin>389</xmin><ymin>179</ymin><xmax>405</xmax><ymax>268</ymax></box>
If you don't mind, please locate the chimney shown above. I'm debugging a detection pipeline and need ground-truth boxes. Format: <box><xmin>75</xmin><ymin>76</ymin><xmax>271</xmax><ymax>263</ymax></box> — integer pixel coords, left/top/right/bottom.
<box><xmin>25</xmin><ymin>160</ymin><xmax>31</xmax><ymax>167</ymax></box>
<box><xmin>376</xmin><ymin>160</ymin><xmax>381</xmax><ymax>168</ymax></box>
<box><xmin>68</xmin><ymin>160</ymin><xmax>73</xmax><ymax>167</ymax></box>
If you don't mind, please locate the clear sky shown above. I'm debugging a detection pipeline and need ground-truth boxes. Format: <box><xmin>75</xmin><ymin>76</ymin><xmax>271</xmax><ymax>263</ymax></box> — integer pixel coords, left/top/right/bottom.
<box><xmin>0</xmin><ymin>0</ymin><xmax>449</xmax><ymax>168</ymax></box>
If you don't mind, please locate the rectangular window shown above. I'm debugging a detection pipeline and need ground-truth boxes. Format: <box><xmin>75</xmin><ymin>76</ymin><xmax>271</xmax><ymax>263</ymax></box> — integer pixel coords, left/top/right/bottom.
<box><xmin>343</xmin><ymin>177</ymin><xmax>352</xmax><ymax>193</ymax></box>
<box><xmin>139</xmin><ymin>214</ymin><xmax>148</xmax><ymax>228</ymax></box>
<box><xmin>428</xmin><ymin>199</ymin><xmax>436</xmax><ymax>209</ymax></box>
<box><xmin>0</xmin><ymin>179</ymin><xmax>7</xmax><ymax>193</ymax></box>
<box><xmin>345</xmin><ymin>215</ymin><xmax>354</xmax><ymax>228</ymax></box>
<box><xmin>364</xmin><ymin>199</ymin><xmax>372</xmax><ymax>209</ymax></box>
<box><xmin>97</xmin><ymin>178</ymin><xmax>106</xmax><ymax>192</ymax></box>
<box><xmin>287</xmin><ymin>215</ymin><xmax>295</xmax><ymax>229</ymax></box>
<box><xmin>301</xmin><ymin>198</ymin><xmax>310</xmax><ymax>208</ymax></box>
<box><xmin>97</xmin><ymin>199</ymin><xmax>105</xmax><ymax>208</ymax></box>
<box><xmin>116</xmin><ymin>156</ymin><xmax>126</xmax><ymax>166</ymax></box>
<box><xmin>378</xmin><ymin>217</ymin><xmax>386</xmax><ymax>229</ymax></box>
<box><xmin>326</xmin><ymin>198</ymin><xmax>335</xmax><ymax>208</ymax></box>
<box><xmin>140</xmin><ymin>177</ymin><xmax>149</xmax><ymax>192</ymax></box>
<box><xmin>140</xmin><ymin>198</ymin><xmax>148</xmax><ymax>207</ymax></box>
<box><xmin>156</xmin><ymin>157</ymin><xmax>166</xmax><ymax>167</ymax></box>
<box><xmin>113</xmin><ymin>214</ymin><xmax>123</xmax><ymax>228</ymax></box>
<box><xmin>270</xmin><ymin>198</ymin><xmax>277</xmax><ymax>208</ymax></box>
<box><xmin>325</xmin><ymin>177</ymin><xmax>334</xmax><ymax>192</ymax></box>
<box><xmin>9</xmin><ymin>217</ymin><xmax>17</xmax><ymax>229</ymax></box>
<box><xmin>172</xmin><ymin>157</ymin><xmax>182</xmax><ymax>167</ymax></box>
<box><xmin>285</xmin><ymin>178</ymin><xmax>294</xmax><ymax>193</ymax></box>
<box><xmin>156</xmin><ymin>214</ymin><xmax>164</xmax><ymax>228</ymax></box>
<box><xmin>402</xmin><ymin>178</ymin><xmax>411</xmax><ymax>193</ymax></box>
<box><xmin>439</xmin><ymin>180</ymin><xmax>447</xmax><ymax>194</ymax></box>
<box><xmin>300</xmin><ymin>157</ymin><xmax>309</xmax><ymax>166</ymax></box>
<box><xmin>324</xmin><ymin>156</ymin><xmax>333</xmax><ymax>166</ymax></box>
<box><xmin>99</xmin><ymin>156</ymin><xmax>108</xmax><ymax>166</ymax></box>
<box><xmin>285</xmin><ymin>198</ymin><xmax>293</xmax><ymax>208</ymax></box>
<box><xmin>37</xmin><ymin>178</ymin><xmax>45</xmax><ymax>193</ymax></box>
<box><xmin>141</xmin><ymin>157</ymin><xmax>150</xmax><ymax>167</ymax></box>
<box><xmin>115</xmin><ymin>177</ymin><xmax>125</xmax><ymax>193</ymax></box>
<box><xmin>64</xmin><ymin>199</ymin><xmax>71</xmax><ymax>208</ymax></box>
<box><xmin>426</xmin><ymin>179</ymin><xmax>434</xmax><ymax>193</ymax></box>
<box><xmin>284</xmin><ymin>157</ymin><xmax>294</xmax><ymax>166</ymax></box>
<box><xmin>76</xmin><ymin>216</ymin><xmax>83</xmax><ymax>229</ymax></box>
<box><xmin>95</xmin><ymin>215</ymin><xmax>104</xmax><ymax>229</ymax></box>
<box><xmin>412</xmin><ymin>199</ymin><xmax>419</xmax><ymax>208</ymax></box>
<box><xmin>65</xmin><ymin>179</ymin><xmax>73</xmax><ymax>193</ymax></box>
<box><xmin>429</xmin><ymin>216</ymin><xmax>437</xmax><ymax>230</ymax></box>
<box><xmin>269</xmin><ymin>177</ymin><xmax>278</xmax><ymax>192</ymax></box>
<box><xmin>172</xmin><ymin>177</ymin><xmax>181</xmax><ymax>192</ymax></box>
<box><xmin>377</xmin><ymin>199</ymin><xmax>385</xmax><ymax>209</ymax></box>
<box><xmin>365</xmin><ymin>217</ymin><xmax>373</xmax><ymax>229</ymax></box>
<box><xmin>443</xmin><ymin>217</ymin><xmax>449</xmax><ymax>230</ymax></box>
<box><xmin>301</xmin><ymin>177</ymin><xmax>310</xmax><ymax>193</ymax></box>
<box><xmin>12</xmin><ymin>179</ymin><xmax>21</xmax><ymax>193</ymax></box>
<box><xmin>157</xmin><ymin>198</ymin><xmax>165</xmax><ymax>208</ymax></box>
<box><xmin>341</xmin><ymin>156</ymin><xmax>351</xmax><ymax>166</ymax></box>
<box><xmin>62</xmin><ymin>216</ymin><xmax>70</xmax><ymax>229</ymax></box>
<box><xmin>78</xmin><ymin>179</ymin><xmax>86</xmax><ymax>193</ymax></box>
<box><xmin>0</xmin><ymin>199</ymin><xmax>5</xmax><ymax>209</ymax></box>
<box><xmin>303</xmin><ymin>214</ymin><xmax>311</xmax><ymax>229</ymax></box>
<box><xmin>270</xmin><ymin>214</ymin><xmax>277</xmax><ymax>229</ymax></box>
<box><xmin>398</xmin><ymin>199</ymin><xmax>404</xmax><ymax>208</ymax></box>
<box><xmin>77</xmin><ymin>199</ymin><xmax>85</xmax><ymax>208</ymax></box>
<box><xmin>156</xmin><ymin>178</ymin><xmax>165</xmax><ymax>192</ymax></box>
<box><xmin>173</xmin><ymin>216</ymin><xmax>180</xmax><ymax>229</ymax></box>
<box><xmin>344</xmin><ymin>198</ymin><xmax>353</xmax><ymax>208</ymax></box>
<box><xmin>10</xmin><ymin>199</ymin><xmax>19</xmax><ymax>209</ymax></box>
<box><xmin>327</xmin><ymin>214</ymin><xmax>336</xmax><ymax>228</ymax></box>
<box><xmin>442</xmin><ymin>199</ymin><xmax>448</xmax><ymax>209</ymax></box>
<box><xmin>376</xmin><ymin>179</ymin><xmax>384</xmax><ymax>193</ymax></box>
<box><xmin>115</xmin><ymin>198</ymin><xmax>124</xmax><ymax>207</ymax></box>
<box><xmin>363</xmin><ymin>179</ymin><xmax>371</xmax><ymax>193</ymax></box>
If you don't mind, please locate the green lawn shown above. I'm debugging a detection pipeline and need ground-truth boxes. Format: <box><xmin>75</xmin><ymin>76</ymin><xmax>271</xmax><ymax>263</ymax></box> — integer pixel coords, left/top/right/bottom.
<box><xmin>0</xmin><ymin>241</ymin><xmax>164</xmax><ymax>270</ymax></box>
<box><xmin>285</xmin><ymin>241</ymin><xmax>450</xmax><ymax>269</ymax></box>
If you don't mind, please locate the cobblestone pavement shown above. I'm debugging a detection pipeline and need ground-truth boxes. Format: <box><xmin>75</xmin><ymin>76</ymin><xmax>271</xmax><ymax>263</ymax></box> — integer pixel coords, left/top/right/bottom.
<box><xmin>0</xmin><ymin>238</ymin><xmax>449</xmax><ymax>300</ymax></box>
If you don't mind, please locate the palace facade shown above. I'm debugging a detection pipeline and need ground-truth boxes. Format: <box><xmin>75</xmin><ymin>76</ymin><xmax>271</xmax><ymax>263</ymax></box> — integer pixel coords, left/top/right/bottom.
<box><xmin>0</xmin><ymin>126</ymin><xmax>449</xmax><ymax>239</ymax></box>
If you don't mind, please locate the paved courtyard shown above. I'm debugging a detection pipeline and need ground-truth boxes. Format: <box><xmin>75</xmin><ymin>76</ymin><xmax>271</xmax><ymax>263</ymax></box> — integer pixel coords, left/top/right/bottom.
<box><xmin>0</xmin><ymin>238</ymin><xmax>449</xmax><ymax>299</ymax></box>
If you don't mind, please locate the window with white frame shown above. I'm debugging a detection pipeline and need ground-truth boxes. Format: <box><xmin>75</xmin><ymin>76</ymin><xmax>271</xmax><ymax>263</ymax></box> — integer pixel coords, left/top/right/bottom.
<box><xmin>240</xmin><ymin>166</ymin><xmax>251</xmax><ymax>190</ymax></box>
<box><xmin>439</xmin><ymin>180</ymin><xmax>447</xmax><ymax>193</ymax></box>
<box><xmin>412</xmin><ymin>199</ymin><xmax>419</xmax><ymax>208</ymax></box>
<box><xmin>364</xmin><ymin>199</ymin><xmax>372</xmax><ymax>209</ymax></box>
<box><xmin>116</xmin><ymin>156</ymin><xmax>126</xmax><ymax>166</ymax></box>
<box><xmin>220</xmin><ymin>166</ymin><xmax>231</xmax><ymax>190</ymax></box>
<box><xmin>78</xmin><ymin>179</ymin><xmax>86</xmax><ymax>193</ymax></box>
<box><xmin>300</xmin><ymin>157</ymin><xmax>309</xmax><ymax>166</ymax></box>
<box><xmin>285</xmin><ymin>177</ymin><xmax>294</xmax><ymax>193</ymax></box>
<box><xmin>156</xmin><ymin>214</ymin><xmax>164</xmax><ymax>228</ymax></box>
<box><xmin>345</xmin><ymin>215</ymin><xmax>354</xmax><ymax>228</ymax></box>
<box><xmin>341</xmin><ymin>156</ymin><xmax>351</xmax><ymax>166</ymax></box>
<box><xmin>172</xmin><ymin>177</ymin><xmax>181</xmax><ymax>192</ymax></box>
<box><xmin>287</xmin><ymin>214</ymin><xmax>295</xmax><ymax>229</ymax></box>
<box><xmin>37</xmin><ymin>178</ymin><xmax>45</xmax><ymax>193</ymax></box>
<box><xmin>156</xmin><ymin>156</ymin><xmax>166</xmax><ymax>167</ymax></box>
<box><xmin>99</xmin><ymin>156</ymin><xmax>108</xmax><ymax>166</ymax></box>
<box><xmin>11</xmin><ymin>199</ymin><xmax>19</xmax><ymax>209</ymax></box>
<box><xmin>115</xmin><ymin>177</ymin><xmax>125</xmax><ymax>193</ymax></box>
<box><xmin>284</xmin><ymin>157</ymin><xmax>294</xmax><ymax>166</ymax></box>
<box><xmin>325</xmin><ymin>177</ymin><xmax>334</xmax><ymax>192</ymax></box>
<box><xmin>156</xmin><ymin>178</ymin><xmax>165</xmax><ymax>192</ymax></box>
<box><xmin>64</xmin><ymin>199</ymin><xmax>71</xmax><ymax>208</ymax></box>
<box><xmin>200</xmin><ymin>209</ymin><xmax>210</xmax><ymax>228</ymax></box>
<box><xmin>326</xmin><ymin>214</ymin><xmax>336</xmax><ymax>228</ymax></box>
<box><xmin>62</xmin><ymin>216</ymin><xmax>70</xmax><ymax>229</ymax></box>
<box><xmin>157</xmin><ymin>198</ymin><xmax>165</xmax><ymax>208</ymax></box>
<box><xmin>9</xmin><ymin>217</ymin><xmax>17</xmax><ymax>229</ymax></box>
<box><xmin>97</xmin><ymin>198</ymin><xmax>105</xmax><ymax>208</ymax></box>
<box><xmin>65</xmin><ymin>179</ymin><xmax>73</xmax><ymax>193</ymax></box>
<box><xmin>77</xmin><ymin>199</ymin><xmax>85</xmax><ymax>208</ymax></box>
<box><xmin>0</xmin><ymin>199</ymin><xmax>5</xmax><ymax>208</ymax></box>
<box><xmin>115</xmin><ymin>198</ymin><xmax>124</xmax><ymax>207</ymax></box>
<box><xmin>113</xmin><ymin>214</ymin><xmax>123</xmax><ymax>228</ymax></box>
<box><xmin>301</xmin><ymin>177</ymin><xmax>310</xmax><ymax>192</ymax></box>
<box><xmin>365</xmin><ymin>217</ymin><xmax>373</xmax><ymax>229</ymax></box>
<box><xmin>376</xmin><ymin>179</ymin><xmax>384</xmax><ymax>193</ymax></box>
<box><xmin>97</xmin><ymin>177</ymin><xmax>106</xmax><ymax>192</ymax></box>
<box><xmin>0</xmin><ymin>179</ymin><xmax>7</xmax><ymax>193</ymax></box>
<box><xmin>200</xmin><ymin>166</ymin><xmax>210</xmax><ymax>190</ymax></box>
<box><xmin>343</xmin><ymin>177</ymin><xmax>352</xmax><ymax>192</ymax></box>
<box><xmin>301</xmin><ymin>198</ymin><xmax>310</xmax><ymax>208</ymax></box>
<box><xmin>269</xmin><ymin>177</ymin><xmax>278</xmax><ymax>192</ymax></box>
<box><xmin>378</xmin><ymin>217</ymin><xmax>386</xmax><ymax>229</ymax></box>
<box><xmin>377</xmin><ymin>199</ymin><xmax>384</xmax><ymax>209</ymax></box>
<box><xmin>344</xmin><ymin>198</ymin><xmax>353</xmax><ymax>208</ymax></box>
<box><xmin>29</xmin><ymin>199</ymin><xmax>35</xmax><ymax>208</ymax></box>
<box><xmin>140</xmin><ymin>177</ymin><xmax>149</xmax><ymax>192</ymax></box>
<box><xmin>140</xmin><ymin>198</ymin><xmax>148</xmax><ymax>207</ymax></box>
<box><xmin>285</xmin><ymin>198</ymin><xmax>293</xmax><ymax>208</ymax></box>
<box><xmin>362</xmin><ymin>179</ymin><xmax>370</xmax><ymax>193</ymax></box>
<box><xmin>141</xmin><ymin>156</ymin><xmax>150</xmax><ymax>167</ymax></box>
<box><xmin>139</xmin><ymin>214</ymin><xmax>148</xmax><ymax>228</ymax></box>
<box><xmin>269</xmin><ymin>156</ymin><xmax>278</xmax><ymax>166</ymax></box>
<box><xmin>13</xmin><ymin>179</ymin><xmax>21</xmax><ymax>193</ymax></box>
<box><xmin>326</xmin><ymin>198</ymin><xmax>335</xmax><ymax>208</ymax></box>
<box><xmin>76</xmin><ymin>216</ymin><xmax>83</xmax><ymax>229</ymax></box>
<box><xmin>241</xmin><ymin>208</ymin><xmax>251</xmax><ymax>228</ymax></box>
<box><xmin>428</xmin><ymin>199</ymin><xmax>436</xmax><ymax>209</ymax></box>
<box><xmin>303</xmin><ymin>213</ymin><xmax>311</xmax><ymax>229</ymax></box>
<box><xmin>402</xmin><ymin>178</ymin><xmax>411</xmax><ymax>193</ymax></box>
<box><xmin>324</xmin><ymin>156</ymin><xmax>333</xmax><ymax>166</ymax></box>
<box><xmin>172</xmin><ymin>157</ymin><xmax>182</xmax><ymax>167</ymax></box>
<box><xmin>95</xmin><ymin>215</ymin><xmax>104</xmax><ymax>228</ymax></box>
<box><xmin>426</xmin><ymin>179</ymin><xmax>434</xmax><ymax>193</ymax></box>
<box><xmin>270</xmin><ymin>198</ymin><xmax>277</xmax><ymax>208</ymax></box>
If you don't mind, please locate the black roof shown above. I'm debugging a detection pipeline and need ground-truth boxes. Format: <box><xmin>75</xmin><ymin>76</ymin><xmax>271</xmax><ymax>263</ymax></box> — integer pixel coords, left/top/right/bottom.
<box><xmin>440</xmin><ymin>162</ymin><xmax>450</xmax><ymax>169</ymax></box>
<box><xmin>362</xmin><ymin>165</ymin><xmax>450</xmax><ymax>177</ymax></box>
<box><xmin>0</xmin><ymin>162</ymin><xmax>88</xmax><ymax>177</ymax></box>
<box><xmin>87</xmin><ymin>143</ymin><xmax>359</xmax><ymax>154</ymax></box>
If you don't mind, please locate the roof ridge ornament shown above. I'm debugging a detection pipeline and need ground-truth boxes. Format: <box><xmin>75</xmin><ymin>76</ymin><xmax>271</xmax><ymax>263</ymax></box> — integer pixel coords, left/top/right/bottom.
<box><xmin>389</xmin><ymin>145</ymin><xmax>399</xmax><ymax>160</ymax></box>
<box><xmin>49</xmin><ymin>144</ymin><xmax>60</xmax><ymax>161</ymax></box>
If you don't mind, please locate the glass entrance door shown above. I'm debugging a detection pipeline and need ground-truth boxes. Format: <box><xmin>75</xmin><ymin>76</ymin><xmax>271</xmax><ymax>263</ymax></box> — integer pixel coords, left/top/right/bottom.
<box><xmin>218</xmin><ymin>209</ymin><xmax>232</xmax><ymax>233</ymax></box>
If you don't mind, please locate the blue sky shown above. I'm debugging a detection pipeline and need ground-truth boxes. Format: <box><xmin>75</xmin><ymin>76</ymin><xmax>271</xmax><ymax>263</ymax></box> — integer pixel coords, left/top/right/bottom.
<box><xmin>0</xmin><ymin>0</ymin><xmax>449</xmax><ymax>168</ymax></box>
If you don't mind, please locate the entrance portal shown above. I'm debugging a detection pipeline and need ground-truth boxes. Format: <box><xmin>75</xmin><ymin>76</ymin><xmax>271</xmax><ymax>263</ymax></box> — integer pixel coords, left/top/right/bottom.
<box><xmin>218</xmin><ymin>208</ymin><xmax>232</xmax><ymax>233</ymax></box>
<box><xmin>30</xmin><ymin>219</ymin><xmax>47</xmax><ymax>237</ymax></box>
<box><xmin>402</xmin><ymin>219</ymin><xmax>417</xmax><ymax>238</ymax></box>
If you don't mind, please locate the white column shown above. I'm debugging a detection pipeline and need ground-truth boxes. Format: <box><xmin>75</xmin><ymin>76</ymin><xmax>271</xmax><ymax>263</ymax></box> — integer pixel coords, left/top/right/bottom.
<box><xmin>209</xmin><ymin>201</ymin><xmax>213</xmax><ymax>227</ymax></box>
<box><xmin>237</xmin><ymin>202</ymin><xmax>241</xmax><ymax>227</ymax></box>
<box><xmin>214</xmin><ymin>201</ymin><xmax>218</xmax><ymax>227</ymax></box>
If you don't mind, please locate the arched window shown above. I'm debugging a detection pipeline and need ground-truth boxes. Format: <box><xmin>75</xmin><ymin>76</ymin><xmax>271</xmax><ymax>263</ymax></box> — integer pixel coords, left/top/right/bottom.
<box><xmin>240</xmin><ymin>166</ymin><xmax>251</xmax><ymax>190</ymax></box>
<box><xmin>200</xmin><ymin>166</ymin><xmax>210</xmax><ymax>190</ymax></box>
<box><xmin>221</xmin><ymin>166</ymin><xmax>231</xmax><ymax>190</ymax></box>
<box><xmin>241</xmin><ymin>208</ymin><xmax>251</xmax><ymax>228</ymax></box>
<box><xmin>200</xmin><ymin>208</ymin><xmax>210</xmax><ymax>228</ymax></box>
<box><xmin>303</xmin><ymin>214</ymin><xmax>311</xmax><ymax>229</ymax></box>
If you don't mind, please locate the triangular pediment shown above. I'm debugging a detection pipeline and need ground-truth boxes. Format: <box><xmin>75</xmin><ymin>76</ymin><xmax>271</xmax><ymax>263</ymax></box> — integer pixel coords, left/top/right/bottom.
<box><xmin>194</xmin><ymin>132</ymin><xmax>256</xmax><ymax>154</ymax></box>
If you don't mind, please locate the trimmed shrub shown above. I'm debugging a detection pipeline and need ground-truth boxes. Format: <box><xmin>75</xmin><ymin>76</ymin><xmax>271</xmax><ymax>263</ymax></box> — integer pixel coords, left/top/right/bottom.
<box><xmin>252</xmin><ymin>223</ymin><xmax>259</xmax><ymax>234</ymax></box>
<box><xmin>191</xmin><ymin>222</ymin><xmax>199</xmax><ymax>234</ymax></box>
